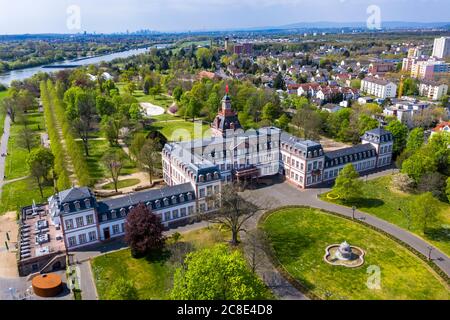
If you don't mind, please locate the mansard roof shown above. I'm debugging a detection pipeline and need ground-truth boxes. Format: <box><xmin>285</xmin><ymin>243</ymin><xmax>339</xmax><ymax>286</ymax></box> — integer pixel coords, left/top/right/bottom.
<box><xmin>58</xmin><ymin>187</ymin><xmax>93</xmax><ymax>204</ymax></box>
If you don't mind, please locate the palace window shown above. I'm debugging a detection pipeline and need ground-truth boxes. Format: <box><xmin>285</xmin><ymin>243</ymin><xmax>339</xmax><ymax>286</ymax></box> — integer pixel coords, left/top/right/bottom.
<box><xmin>68</xmin><ymin>236</ymin><xmax>77</xmax><ymax>247</ymax></box>
<box><xmin>74</xmin><ymin>201</ymin><xmax>81</xmax><ymax>210</ymax></box>
<box><xmin>65</xmin><ymin>219</ymin><xmax>74</xmax><ymax>230</ymax></box>
<box><xmin>63</xmin><ymin>203</ymin><xmax>70</xmax><ymax>213</ymax></box>
<box><xmin>88</xmin><ymin>231</ymin><xmax>97</xmax><ymax>242</ymax></box>
<box><xmin>76</xmin><ymin>217</ymin><xmax>84</xmax><ymax>228</ymax></box>
<box><xmin>112</xmin><ymin>225</ymin><xmax>120</xmax><ymax>235</ymax></box>
<box><xmin>78</xmin><ymin>234</ymin><xmax>87</xmax><ymax>244</ymax></box>
<box><xmin>86</xmin><ymin>214</ymin><xmax>94</xmax><ymax>225</ymax></box>
<box><xmin>84</xmin><ymin>199</ymin><xmax>91</xmax><ymax>209</ymax></box>
<box><xmin>180</xmin><ymin>208</ymin><xmax>187</xmax><ymax>217</ymax></box>
<box><xmin>164</xmin><ymin>212</ymin><xmax>171</xmax><ymax>221</ymax></box>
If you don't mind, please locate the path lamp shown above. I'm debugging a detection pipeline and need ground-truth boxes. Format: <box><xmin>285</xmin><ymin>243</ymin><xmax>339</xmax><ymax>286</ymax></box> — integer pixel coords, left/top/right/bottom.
<box><xmin>427</xmin><ymin>246</ymin><xmax>433</xmax><ymax>261</ymax></box>
<box><xmin>352</xmin><ymin>206</ymin><xmax>356</xmax><ymax>220</ymax></box>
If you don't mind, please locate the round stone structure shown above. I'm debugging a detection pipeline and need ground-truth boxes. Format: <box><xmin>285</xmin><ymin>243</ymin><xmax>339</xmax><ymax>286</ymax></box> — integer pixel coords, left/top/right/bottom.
<box><xmin>324</xmin><ymin>241</ymin><xmax>365</xmax><ymax>268</ymax></box>
<box><xmin>32</xmin><ymin>273</ymin><xmax>63</xmax><ymax>297</ymax></box>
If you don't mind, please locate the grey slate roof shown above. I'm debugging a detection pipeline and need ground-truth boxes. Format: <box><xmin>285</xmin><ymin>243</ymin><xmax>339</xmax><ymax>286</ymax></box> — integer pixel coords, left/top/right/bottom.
<box><xmin>97</xmin><ymin>183</ymin><xmax>195</xmax><ymax>216</ymax></box>
<box><xmin>58</xmin><ymin>187</ymin><xmax>92</xmax><ymax>203</ymax></box>
<box><xmin>325</xmin><ymin>143</ymin><xmax>376</xmax><ymax>168</ymax></box>
<box><xmin>280</xmin><ymin>132</ymin><xmax>323</xmax><ymax>156</ymax></box>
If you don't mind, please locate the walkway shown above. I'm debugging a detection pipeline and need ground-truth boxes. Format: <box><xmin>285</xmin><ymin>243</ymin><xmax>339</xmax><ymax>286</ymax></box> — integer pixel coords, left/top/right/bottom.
<box><xmin>0</xmin><ymin>114</ymin><xmax>11</xmax><ymax>194</ymax></box>
<box><xmin>245</xmin><ymin>171</ymin><xmax>450</xmax><ymax>278</ymax></box>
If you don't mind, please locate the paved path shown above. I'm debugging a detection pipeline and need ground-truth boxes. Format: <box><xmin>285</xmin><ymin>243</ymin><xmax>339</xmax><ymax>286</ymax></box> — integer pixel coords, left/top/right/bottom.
<box><xmin>245</xmin><ymin>172</ymin><xmax>450</xmax><ymax>279</ymax></box>
<box><xmin>0</xmin><ymin>114</ymin><xmax>11</xmax><ymax>194</ymax></box>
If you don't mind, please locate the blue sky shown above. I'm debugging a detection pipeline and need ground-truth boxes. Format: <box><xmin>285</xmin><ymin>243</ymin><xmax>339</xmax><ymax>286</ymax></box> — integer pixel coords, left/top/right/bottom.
<box><xmin>0</xmin><ymin>0</ymin><xmax>449</xmax><ymax>34</ymax></box>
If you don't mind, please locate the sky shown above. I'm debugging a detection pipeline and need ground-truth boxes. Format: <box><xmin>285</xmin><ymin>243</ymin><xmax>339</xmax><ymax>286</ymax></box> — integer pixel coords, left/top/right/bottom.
<box><xmin>0</xmin><ymin>0</ymin><xmax>449</xmax><ymax>34</ymax></box>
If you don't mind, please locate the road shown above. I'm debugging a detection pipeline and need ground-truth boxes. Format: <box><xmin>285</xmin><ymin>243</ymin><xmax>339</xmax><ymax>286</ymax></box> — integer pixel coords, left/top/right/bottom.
<box><xmin>0</xmin><ymin>114</ymin><xmax>11</xmax><ymax>194</ymax></box>
<box><xmin>245</xmin><ymin>171</ymin><xmax>450</xmax><ymax>279</ymax></box>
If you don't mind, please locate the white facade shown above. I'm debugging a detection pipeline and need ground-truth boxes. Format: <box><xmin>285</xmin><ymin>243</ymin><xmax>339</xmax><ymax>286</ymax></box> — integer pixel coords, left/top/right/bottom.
<box><xmin>361</xmin><ymin>78</ymin><xmax>397</xmax><ymax>99</ymax></box>
<box><xmin>432</xmin><ymin>37</ymin><xmax>450</xmax><ymax>59</ymax></box>
<box><xmin>419</xmin><ymin>82</ymin><xmax>448</xmax><ymax>101</ymax></box>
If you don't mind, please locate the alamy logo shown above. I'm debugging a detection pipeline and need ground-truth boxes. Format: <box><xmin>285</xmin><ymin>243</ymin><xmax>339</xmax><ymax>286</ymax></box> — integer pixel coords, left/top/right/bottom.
<box><xmin>366</xmin><ymin>265</ymin><xmax>381</xmax><ymax>290</ymax></box>
<box><xmin>366</xmin><ymin>5</ymin><xmax>381</xmax><ymax>30</ymax></box>
<box><xmin>66</xmin><ymin>5</ymin><xmax>81</xmax><ymax>31</ymax></box>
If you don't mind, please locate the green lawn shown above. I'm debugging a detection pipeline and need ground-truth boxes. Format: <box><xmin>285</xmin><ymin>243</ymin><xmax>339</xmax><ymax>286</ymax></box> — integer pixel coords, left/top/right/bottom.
<box><xmin>152</xmin><ymin>120</ymin><xmax>211</xmax><ymax>142</ymax></box>
<box><xmin>4</xmin><ymin>112</ymin><xmax>44</xmax><ymax>180</ymax></box>
<box><xmin>92</xmin><ymin>226</ymin><xmax>234</xmax><ymax>300</ymax></box>
<box><xmin>321</xmin><ymin>175</ymin><xmax>450</xmax><ymax>256</ymax></box>
<box><xmin>0</xmin><ymin>177</ymin><xmax>54</xmax><ymax>214</ymax></box>
<box><xmin>101</xmin><ymin>178</ymin><xmax>140</xmax><ymax>190</ymax></box>
<box><xmin>79</xmin><ymin>139</ymin><xmax>138</xmax><ymax>185</ymax></box>
<box><xmin>261</xmin><ymin>207</ymin><xmax>449</xmax><ymax>300</ymax></box>
<box><xmin>134</xmin><ymin>91</ymin><xmax>174</xmax><ymax>109</ymax></box>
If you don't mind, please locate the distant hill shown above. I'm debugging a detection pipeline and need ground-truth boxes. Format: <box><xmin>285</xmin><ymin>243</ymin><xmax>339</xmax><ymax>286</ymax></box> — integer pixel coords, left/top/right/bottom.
<box><xmin>246</xmin><ymin>21</ymin><xmax>450</xmax><ymax>31</ymax></box>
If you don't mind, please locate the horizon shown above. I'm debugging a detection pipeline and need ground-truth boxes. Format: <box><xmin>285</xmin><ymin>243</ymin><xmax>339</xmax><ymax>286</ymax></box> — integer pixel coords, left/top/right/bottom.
<box><xmin>1</xmin><ymin>0</ymin><xmax>450</xmax><ymax>35</ymax></box>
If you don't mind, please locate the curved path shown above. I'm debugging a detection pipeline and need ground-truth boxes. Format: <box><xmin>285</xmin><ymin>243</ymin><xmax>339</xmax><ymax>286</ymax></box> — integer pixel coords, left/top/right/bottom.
<box><xmin>0</xmin><ymin>114</ymin><xmax>11</xmax><ymax>195</ymax></box>
<box><xmin>243</xmin><ymin>171</ymin><xmax>450</xmax><ymax>281</ymax></box>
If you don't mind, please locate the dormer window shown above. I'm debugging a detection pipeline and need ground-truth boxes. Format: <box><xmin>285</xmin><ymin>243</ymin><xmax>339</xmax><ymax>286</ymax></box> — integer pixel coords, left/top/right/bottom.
<box><xmin>155</xmin><ymin>200</ymin><xmax>161</xmax><ymax>209</ymax></box>
<box><xmin>111</xmin><ymin>210</ymin><xmax>117</xmax><ymax>219</ymax></box>
<box><xmin>84</xmin><ymin>198</ymin><xmax>91</xmax><ymax>209</ymax></box>
<box><xmin>63</xmin><ymin>203</ymin><xmax>70</xmax><ymax>213</ymax></box>
<box><xmin>74</xmin><ymin>201</ymin><xmax>81</xmax><ymax>210</ymax></box>
<box><xmin>163</xmin><ymin>198</ymin><xmax>169</xmax><ymax>206</ymax></box>
<box><xmin>187</xmin><ymin>193</ymin><xmax>193</xmax><ymax>201</ymax></box>
<box><xmin>199</xmin><ymin>175</ymin><xmax>205</xmax><ymax>182</ymax></box>
<box><xmin>206</xmin><ymin>173</ymin><xmax>212</xmax><ymax>181</ymax></box>
<box><xmin>172</xmin><ymin>196</ymin><xmax>177</xmax><ymax>204</ymax></box>
<box><xmin>146</xmin><ymin>202</ymin><xmax>152</xmax><ymax>210</ymax></box>
<box><xmin>214</xmin><ymin>172</ymin><xmax>219</xmax><ymax>179</ymax></box>
<box><xmin>120</xmin><ymin>208</ymin><xmax>126</xmax><ymax>217</ymax></box>
<box><xmin>179</xmin><ymin>195</ymin><xmax>185</xmax><ymax>203</ymax></box>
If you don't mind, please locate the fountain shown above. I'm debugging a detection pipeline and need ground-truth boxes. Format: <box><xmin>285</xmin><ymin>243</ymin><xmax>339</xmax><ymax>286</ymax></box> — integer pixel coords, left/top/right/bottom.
<box><xmin>324</xmin><ymin>241</ymin><xmax>365</xmax><ymax>268</ymax></box>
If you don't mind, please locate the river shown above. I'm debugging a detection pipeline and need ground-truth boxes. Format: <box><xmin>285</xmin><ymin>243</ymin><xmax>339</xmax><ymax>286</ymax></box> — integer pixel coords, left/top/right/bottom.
<box><xmin>0</xmin><ymin>43</ymin><xmax>171</xmax><ymax>86</ymax></box>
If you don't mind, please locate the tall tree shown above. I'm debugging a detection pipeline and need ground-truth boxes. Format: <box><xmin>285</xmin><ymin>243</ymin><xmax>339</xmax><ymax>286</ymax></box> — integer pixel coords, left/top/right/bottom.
<box><xmin>385</xmin><ymin>120</ymin><xmax>408</xmax><ymax>156</ymax></box>
<box><xmin>410</xmin><ymin>192</ymin><xmax>439</xmax><ymax>232</ymax></box>
<box><xmin>125</xmin><ymin>203</ymin><xmax>165</xmax><ymax>258</ymax></box>
<box><xmin>170</xmin><ymin>244</ymin><xmax>268</xmax><ymax>300</ymax></box>
<box><xmin>27</xmin><ymin>147</ymin><xmax>54</xmax><ymax>198</ymax></box>
<box><xmin>203</xmin><ymin>183</ymin><xmax>263</xmax><ymax>246</ymax></box>
<box><xmin>102</xmin><ymin>149</ymin><xmax>125</xmax><ymax>192</ymax></box>
<box><xmin>17</xmin><ymin>126</ymin><xmax>36</xmax><ymax>152</ymax></box>
<box><xmin>332</xmin><ymin>164</ymin><xmax>363</xmax><ymax>203</ymax></box>
<box><xmin>106</xmin><ymin>278</ymin><xmax>139</xmax><ymax>300</ymax></box>
<box><xmin>138</xmin><ymin>139</ymin><xmax>161</xmax><ymax>185</ymax></box>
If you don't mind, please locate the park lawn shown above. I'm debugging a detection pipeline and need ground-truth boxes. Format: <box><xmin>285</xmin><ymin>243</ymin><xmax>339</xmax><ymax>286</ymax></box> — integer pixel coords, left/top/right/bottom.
<box><xmin>79</xmin><ymin>139</ymin><xmax>138</xmax><ymax>185</ymax></box>
<box><xmin>261</xmin><ymin>207</ymin><xmax>450</xmax><ymax>300</ymax></box>
<box><xmin>320</xmin><ymin>175</ymin><xmax>450</xmax><ymax>256</ymax></box>
<box><xmin>133</xmin><ymin>91</ymin><xmax>174</xmax><ymax>109</ymax></box>
<box><xmin>0</xmin><ymin>177</ymin><xmax>54</xmax><ymax>214</ymax></box>
<box><xmin>101</xmin><ymin>178</ymin><xmax>140</xmax><ymax>190</ymax></box>
<box><xmin>4</xmin><ymin>112</ymin><xmax>45</xmax><ymax>180</ymax></box>
<box><xmin>152</xmin><ymin>120</ymin><xmax>211</xmax><ymax>142</ymax></box>
<box><xmin>92</xmin><ymin>226</ymin><xmax>234</xmax><ymax>300</ymax></box>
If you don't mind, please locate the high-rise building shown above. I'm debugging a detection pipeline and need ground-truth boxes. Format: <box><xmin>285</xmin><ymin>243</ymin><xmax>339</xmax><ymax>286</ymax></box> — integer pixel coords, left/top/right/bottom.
<box><xmin>432</xmin><ymin>37</ymin><xmax>450</xmax><ymax>59</ymax></box>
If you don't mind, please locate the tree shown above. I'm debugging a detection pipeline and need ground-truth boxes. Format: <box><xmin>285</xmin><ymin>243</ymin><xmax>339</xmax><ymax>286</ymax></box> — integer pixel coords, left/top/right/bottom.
<box><xmin>125</xmin><ymin>82</ymin><xmax>136</xmax><ymax>95</ymax></box>
<box><xmin>17</xmin><ymin>126</ymin><xmax>36</xmax><ymax>152</ymax></box>
<box><xmin>185</xmin><ymin>97</ymin><xmax>202</xmax><ymax>121</ymax></box>
<box><xmin>101</xmin><ymin>116</ymin><xmax>121</xmax><ymax>146</ymax></box>
<box><xmin>406</xmin><ymin>128</ymin><xmax>424</xmax><ymax>153</ymax></box>
<box><xmin>129</xmin><ymin>132</ymin><xmax>147</xmax><ymax>161</ymax></box>
<box><xmin>27</xmin><ymin>148</ymin><xmax>54</xmax><ymax>198</ymax></box>
<box><xmin>292</xmin><ymin>108</ymin><xmax>322</xmax><ymax>140</ymax></box>
<box><xmin>96</xmin><ymin>95</ymin><xmax>115</xmax><ymax>116</ymax></box>
<box><xmin>446</xmin><ymin>177</ymin><xmax>450</xmax><ymax>203</ymax></box>
<box><xmin>401</xmin><ymin>150</ymin><xmax>436</xmax><ymax>183</ymax></box>
<box><xmin>106</xmin><ymin>278</ymin><xmax>138</xmax><ymax>300</ymax></box>
<box><xmin>276</xmin><ymin>114</ymin><xmax>290</xmax><ymax>131</ymax></box>
<box><xmin>173</xmin><ymin>86</ymin><xmax>183</xmax><ymax>102</ymax></box>
<box><xmin>138</xmin><ymin>139</ymin><xmax>161</xmax><ymax>185</ymax></box>
<box><xmin>261</xmin><ymin>102</ymin><xmax>280</xmax><ymax>124</ymax></box>
<box><xmin>385</xmin><ymin>120</ymin><xmax>408</xmax><ymax>156</ymax></box>
<box><xmin>273</xmin><ymin>72</ymin><xmax>286</xmax><ymax>90</ymax></box>
<box><xmin>129</xmin><ymin>103</ymin><xmax>142</xmax><ymax>121</ymax></box>
<box><xmin>124</xmin><ymin>203</ymin><xmax>165</xmax><ymax>257</ymax></box>
<box><xmin>332</xmin><ymin>164</ymin><xmax>362</xmax><ymax>203</ymax></box>
<box><xmin>1</xmin><ymin>95</ymin><xmax>18</xmax><ymax>123</ymax></box>
<box><xmin>202</xmin><ymin>183</ymin><xmax>263</xmax><ymax>246</ymax></box>
<box><xmin>195</xmin><ymin>48</ymin><xmax>213</xmax><ymax>69</ymax></box>
<box><xmin>410</xmin><ymin>192</ymin><xmax>439</xmax><ymax>232</ymax></box>
<box><xmin>102</xmin><ymin>149</ymin><xmax>125</xmax><ymax>192</ymax></box>
<box><xmin>65</xmin><ymin>89</ymin><xmax>97</xmax><ymax>156</ymax></box>
<box><xmin>143</xmin><ymin>76</ymin><xmax>154</xmax><ymax>95</ymax></box>
<box><xmin>170</xmin><ymin>244</ymin><xmax>267</xmax><ymax>300</ymax></box>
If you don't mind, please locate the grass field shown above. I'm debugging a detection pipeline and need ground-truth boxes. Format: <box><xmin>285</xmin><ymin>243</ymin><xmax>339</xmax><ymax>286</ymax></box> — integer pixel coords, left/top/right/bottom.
<box><xmin>261</xmin><ymin>207</ymin><xmax>449</xmax><ymax>300</ymax></box>
<box><xmin>78</xmin><ymin>139</ymin><xmax>138</xmax><ymax>185</ymax></box>
<box><xmin>4</xmin><ymin>112</ymin><xmax>44</xmax><ymax>180</ymax></box>
<box><xmin>92</xmin><ymin>226</ymin><xmax>234</xmax><ymax>300</ymax></box>
<box><xmin>0</xmin><ymin>177</ymin><xmax>54</xmax><ymax>214</ymax></box>
<box><xmin>101</xmin><ymin>178</ymin><xmax>140</xmax><ymax>190</ymax></box>
<box><xmin>152</xmin><ymin>120</ymin><xmax>211</xmax><ymax>142</ymax></box>
<box><xmin>320</xmin><ymin>175</ymin><xmax>450</xmax><ymax>256</ymax></box>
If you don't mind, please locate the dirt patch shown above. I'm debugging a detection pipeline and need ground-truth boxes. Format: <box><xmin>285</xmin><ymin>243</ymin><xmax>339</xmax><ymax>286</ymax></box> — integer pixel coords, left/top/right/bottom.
<box><xmin>0</xmin><ymin>211</ymin><xmax>19</xmax><ymax>278</ymax></box>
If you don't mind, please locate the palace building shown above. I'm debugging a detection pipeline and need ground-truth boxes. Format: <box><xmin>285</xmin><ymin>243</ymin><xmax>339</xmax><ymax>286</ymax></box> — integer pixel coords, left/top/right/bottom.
<box><xmin>18</xmin><ymin>90</ymin><xmax>393</xmax><ymax>276</ymax></box>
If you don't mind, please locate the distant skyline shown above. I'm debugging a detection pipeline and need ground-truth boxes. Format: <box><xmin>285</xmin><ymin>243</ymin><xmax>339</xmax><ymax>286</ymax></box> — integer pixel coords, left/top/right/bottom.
<box><xmin>0</xmin><ymin>0</ymin><xmax>449</xmax><ymax>34</ymax></box>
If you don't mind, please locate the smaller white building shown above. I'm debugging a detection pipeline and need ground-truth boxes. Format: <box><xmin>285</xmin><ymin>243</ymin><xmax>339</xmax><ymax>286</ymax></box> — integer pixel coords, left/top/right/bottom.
<box><xmin>361</xmin><ymin>77</ymin><xmax>397</xmax><ymax>99</ymax></box>
<box><xmin>419</xmin><ymin>81</ymin><xmax>448</xmax><ymax>101</ymax></box>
